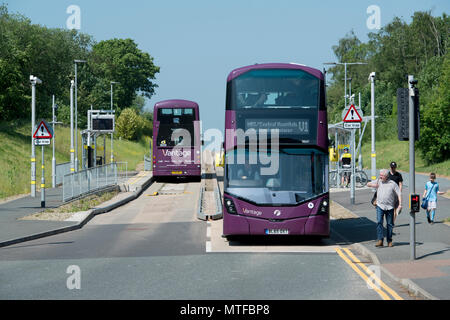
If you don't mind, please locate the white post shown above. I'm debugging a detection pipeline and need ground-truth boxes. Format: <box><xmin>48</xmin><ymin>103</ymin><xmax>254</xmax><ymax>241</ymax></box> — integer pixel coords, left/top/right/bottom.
<box><xmin>30</xmin><ymin>75</ymin><xmax>42</xmax><ymax>197</ymax></box>
<box><xmin>74</xmin><ymin>59</ymin><xmax>86</xmax><ymax>171</ymax></box>
<box><xmin>74</xmin><ymin>63</ymin><xmax>78</xmax><ymax>172</ymax></box>
<box><xmin>70</xmin><ymin>80</ymin><xmax>75</xmax><ymax>173</ymax></box>
<box><xmin>52</xmin><ymin>95</ymin><xmax>56</xmax><ymax>188</ymax></box>
<box><xmin>31</xmin><ymin>78</ymin><xmax>36</xmax><ymax>197</ymax></box>
<box><xmin>369</xmin><ymin>72</ymin><xmax>376</xmax><ymax>184</ymax></box>
<box><xmin>350</xmin><ymin>129</ymin><xmax>356</xmax><ymax>204</ymax></box>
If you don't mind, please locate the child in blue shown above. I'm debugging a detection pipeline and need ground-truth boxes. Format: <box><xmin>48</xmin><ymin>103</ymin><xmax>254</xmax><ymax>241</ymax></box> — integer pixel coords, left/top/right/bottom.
<box><xmin>422</xmin><ymin>173</ymin><xmax>445</xmax><ymax>224</ymax></box>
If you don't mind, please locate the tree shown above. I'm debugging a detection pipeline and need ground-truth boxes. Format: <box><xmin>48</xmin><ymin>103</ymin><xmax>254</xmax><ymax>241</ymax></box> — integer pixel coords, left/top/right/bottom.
<box><xmin>417</xmin><ymin>51</ymin><xmax>450</xmax><ymax>164</ymax></box>
<box><xmin>87</xmin><ymin>39</ymin><xmax>160</xmax><ymax>115</ymax></box>
<box><xmin>0</xmin><ymin>4</ymin><xmax>94</xmax><ymax>122</ymax></box>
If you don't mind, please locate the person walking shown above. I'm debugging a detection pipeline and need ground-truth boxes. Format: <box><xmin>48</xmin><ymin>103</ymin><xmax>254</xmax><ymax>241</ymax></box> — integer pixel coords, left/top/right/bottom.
<box><xmin>422</xmin><ymin>173</ymin><xmax>445</xmax><ymax>224</ymax></box>
<box><xmin>387</xmin><ymin>161</ymin><xmax>403</xmax><ymax>224</ymax></box>
<box><xmin>367</xmin><ymin>169</ymin><xmax>402</xmax><ymax>247</ymax></box>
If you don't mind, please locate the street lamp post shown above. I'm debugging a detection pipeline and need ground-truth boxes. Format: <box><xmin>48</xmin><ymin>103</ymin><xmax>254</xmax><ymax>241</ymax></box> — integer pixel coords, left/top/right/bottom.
<box><xmin>74</xmin><ymin>59</ymin><xmax>86</xmax><ymax>172</ymax></box>
<box><xmin>110</xmin><ymin>81</ymin><xmax>119</xmax><ymax>164</ymax></box>
<box><xmin>30</xmin><ymin>75</ymin><xmax>42</xmax><ymax>197</ymax></box>
<box><xmin>70</xmin><ymin>80</ymin><xmax>75</xmax><ymax>173</ymax></box>
<box><xmin>369</xmin><ymin>72</ymin><xmax>376</xmax><ymax>184</ymax></box>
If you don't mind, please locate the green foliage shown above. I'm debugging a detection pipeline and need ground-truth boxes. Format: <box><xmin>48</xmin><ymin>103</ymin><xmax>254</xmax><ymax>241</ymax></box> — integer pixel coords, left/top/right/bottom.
<box><xmin>0</xmin><ymin>4</ymin><xmax>93</xmax><ymax>121</ymax></box>
<box><xmin>86</xmin><ymin>39</ymin><xmax>160</xmax><ymax>115</ymax></box>
<box><xmin>417</xmin><ymin>52</ymin><xmax>450</xmax><ymax>164</ymax></box>
<box><xmin>0</xmin><ymin>4</ymin><xmax>159</xmax><ymax>126</ymax></box>
<box><xmin>116</xmin><ymin>108</ymin><xmax>144</xmax><ymax>141</ymax></box>
<box><xmin>328</xmin><ymin>11</ymin><xmax>450</xmax><ymax>164</ymax></box>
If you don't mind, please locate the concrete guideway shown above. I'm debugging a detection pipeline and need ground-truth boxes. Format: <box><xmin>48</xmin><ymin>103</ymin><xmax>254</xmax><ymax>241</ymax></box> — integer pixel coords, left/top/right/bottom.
<box><xmin>197</xmin><ymin>151</ymin><xmax>222</xmax><ymax>221</ymax></box>
<box><xmin>0</xmin><ymin>170</ymin><xmax>154</xmax><ymax>248</ymax></box>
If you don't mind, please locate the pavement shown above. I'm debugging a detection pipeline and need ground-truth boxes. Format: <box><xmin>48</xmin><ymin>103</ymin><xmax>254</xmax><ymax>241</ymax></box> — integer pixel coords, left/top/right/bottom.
<box><xmin>331</xmin><ymin>175</ymin><xmax>450</xmax><ymax>300</ymax></box>
<box><xmin>0</xmin><ymin>171</ymin><xmax>154</xmax><ymax>248</ymax></box>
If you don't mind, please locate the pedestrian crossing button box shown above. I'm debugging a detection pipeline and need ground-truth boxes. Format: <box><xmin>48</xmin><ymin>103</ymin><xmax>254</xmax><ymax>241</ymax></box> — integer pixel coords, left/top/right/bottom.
<box><xmin>410</xmin><ymin>194</ymin><xmax>420</xmax><ymax>212</ymax></box>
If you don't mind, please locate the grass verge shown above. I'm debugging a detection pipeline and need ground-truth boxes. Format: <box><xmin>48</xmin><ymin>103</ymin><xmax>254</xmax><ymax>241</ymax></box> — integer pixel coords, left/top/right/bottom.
<box><xmin>0</xmin><ymin>120</ymin><xmax>150</xmax><ymax>200</ymax></box>
<box><xmin>360</xmin><ymin>138</ymin><xmax>450</xmax><ymax>177</ymax></box>
<box><xmin>19</xmin><ymin>189</ymin><xmax>119</xmax><ymax>221</ymax></box>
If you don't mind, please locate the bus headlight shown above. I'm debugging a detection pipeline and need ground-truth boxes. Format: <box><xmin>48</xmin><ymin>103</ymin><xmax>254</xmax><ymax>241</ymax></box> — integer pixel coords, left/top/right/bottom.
<box><xmin>224</xmin><ymin>198</ymin><xmax>237</xmax><ymax>214</ymax></box>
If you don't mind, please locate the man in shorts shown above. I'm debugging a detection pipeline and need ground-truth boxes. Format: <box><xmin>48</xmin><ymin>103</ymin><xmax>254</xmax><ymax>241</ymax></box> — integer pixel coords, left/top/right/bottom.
<box><xmin>423</xmin><ymin>173</ymin><xmax>445</xmax><ymax>224</ymax></box>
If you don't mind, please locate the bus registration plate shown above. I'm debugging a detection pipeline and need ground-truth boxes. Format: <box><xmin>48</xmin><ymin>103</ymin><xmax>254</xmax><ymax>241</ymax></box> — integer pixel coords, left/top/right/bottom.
<box><xmin>171</xmin><ymin>171</ymin><xmax>182</xmax><ymax>175</ymax></box>
<box><xmin>265</xmin><ymin>229</ymin><xmax>289</xmax><ymax>235</ymax></box>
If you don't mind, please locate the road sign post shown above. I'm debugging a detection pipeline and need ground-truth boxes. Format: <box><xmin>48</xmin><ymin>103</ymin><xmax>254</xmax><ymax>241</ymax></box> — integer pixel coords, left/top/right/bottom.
<box><xmin>41</xmin><ymin>145</ymin><xmax>45</xmax><ymax>207</ymax></box>
<box><xmin>33</xmin><ymin>120</ymin><xmax>53</xmax><ymax>208</ymax></box>
<box><xmin>343</xmin><ymin>105</ymin><xmax>363</xmax><ymax>204</ymax></box>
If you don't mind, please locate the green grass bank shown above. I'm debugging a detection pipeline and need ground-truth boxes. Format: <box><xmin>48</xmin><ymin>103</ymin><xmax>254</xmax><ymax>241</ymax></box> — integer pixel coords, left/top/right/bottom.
<box><xmin>0</xmin><ymin>120</ymin><xmax>150</xmax><ymax>200</ymax></box>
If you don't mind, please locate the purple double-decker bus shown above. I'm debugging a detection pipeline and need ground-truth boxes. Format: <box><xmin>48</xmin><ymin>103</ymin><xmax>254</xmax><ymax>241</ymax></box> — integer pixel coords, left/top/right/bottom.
<box><xmin>223</xmin><ymin>63</ymin><xmax>329</xmax><ymax>238</ymax></box>
<box><xmin>152</xmin><ymin>99</ymin><xmax>201</xmax><ymax>180</ymax></box>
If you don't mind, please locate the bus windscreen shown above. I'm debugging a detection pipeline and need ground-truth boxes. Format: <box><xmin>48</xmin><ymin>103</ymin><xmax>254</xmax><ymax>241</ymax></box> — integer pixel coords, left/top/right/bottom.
<box><xmin>228</xmin><ymin>69</ymin><xmax>320</xmax><ymax>110</ymax></box>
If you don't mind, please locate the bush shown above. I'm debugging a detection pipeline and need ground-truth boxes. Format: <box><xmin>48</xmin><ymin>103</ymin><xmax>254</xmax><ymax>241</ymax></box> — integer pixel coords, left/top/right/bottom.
<box><xmin>116</xmin><ymin>108</ymin><xmax>144</xmax><ymax>140</ymax></box>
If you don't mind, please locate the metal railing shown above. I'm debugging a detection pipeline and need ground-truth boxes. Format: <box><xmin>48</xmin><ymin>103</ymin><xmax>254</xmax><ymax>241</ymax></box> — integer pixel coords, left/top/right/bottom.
<box><xmin>56</xmin><ymin>162</ymin><xmax>71</xmax><ymax>186</ymax></box>
<box><xmin>62</xmin><ymin>162</ymin><xmax>127</xmax><ymax>202</ymax></box>
<box><xmin>144</xmin><ymin>154</ymin><xmax>152</xmax><ymax>171</ymax></box>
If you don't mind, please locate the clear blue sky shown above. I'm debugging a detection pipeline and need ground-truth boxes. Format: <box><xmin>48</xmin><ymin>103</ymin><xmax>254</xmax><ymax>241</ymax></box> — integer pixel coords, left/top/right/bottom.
<box><xmin>7</xmin><ymin>0</ymin><xmax>449</xmax><ymax>133</ymax></box>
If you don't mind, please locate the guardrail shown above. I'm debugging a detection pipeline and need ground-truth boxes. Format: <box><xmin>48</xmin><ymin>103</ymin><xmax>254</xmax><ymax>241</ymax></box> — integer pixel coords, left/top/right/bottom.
<box><xmin>56</xmin><ymin>162</ymin><xmax>71</xmax><ymax>186</ymax></box>
<box><xmin>62</xmin><ymin>162</ymin><xmax>128</xmax><ymax>202</ymax></box>
<box><xmin>144</xmin><ymin>154</ymin><xmax>152</xmax><ymax>171</ymax></box>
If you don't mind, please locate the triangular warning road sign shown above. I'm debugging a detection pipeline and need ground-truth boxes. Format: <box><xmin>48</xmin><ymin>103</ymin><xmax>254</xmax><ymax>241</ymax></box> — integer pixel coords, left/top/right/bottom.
<box><xmin>33</xmin><ymin>120</ymin><xmax>53</xmax><ymax>139</ymax></box>
<box><xmin>343</xmin><ymin>105</ymin><xmax>362</xmax><ymax>122</ymax></box>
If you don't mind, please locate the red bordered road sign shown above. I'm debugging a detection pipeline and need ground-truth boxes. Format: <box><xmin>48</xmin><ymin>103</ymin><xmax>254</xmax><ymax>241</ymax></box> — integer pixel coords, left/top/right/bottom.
<box><xmin>343</xmin><ymin>105</ymin><xmax>362</xmax><ymax>122</ymax></box>
<box><xmin>33</xmin><ymin>120</ymin><xmax>53</xmax><ymax>139</ymax></box>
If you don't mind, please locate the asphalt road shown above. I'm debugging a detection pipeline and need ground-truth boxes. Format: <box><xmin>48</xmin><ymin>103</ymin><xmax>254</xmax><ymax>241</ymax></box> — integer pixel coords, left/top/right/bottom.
<box><xmin>0</xmin><ymin>178</ymin><xmax>412</xmax><ymax>300</ymax></box>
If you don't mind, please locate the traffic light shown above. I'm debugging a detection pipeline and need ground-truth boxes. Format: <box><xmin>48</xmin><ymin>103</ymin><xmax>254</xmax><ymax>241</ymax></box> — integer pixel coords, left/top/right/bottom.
<box><xmin>410</xmin><ymin>194</ymin><xmax>420</xmax><ymax>212</ymax></box>
<box><xmin>397</xmin><ymin>88</ymin><xmax>420</xmax><ymax>141</ymax></box>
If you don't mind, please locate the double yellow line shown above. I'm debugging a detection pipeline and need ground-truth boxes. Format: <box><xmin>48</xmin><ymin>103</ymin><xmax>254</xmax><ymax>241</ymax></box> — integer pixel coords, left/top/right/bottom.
<box><xmin>335</xmin><ymin>247</ymin><xmax>403</xmax><ymax>300</ymax></box>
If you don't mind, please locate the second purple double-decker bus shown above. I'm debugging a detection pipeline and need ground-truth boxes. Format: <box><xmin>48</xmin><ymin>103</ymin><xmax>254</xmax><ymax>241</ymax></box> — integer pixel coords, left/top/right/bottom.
<box><xmin>223</xmin><ymin>63</ymin><xmax>329</xmax><ymax>238</ymax></box>
<box><xmin>152</xmin><ymin>99</ymin><xmax>201</xmax><ymax>180</ymax></box>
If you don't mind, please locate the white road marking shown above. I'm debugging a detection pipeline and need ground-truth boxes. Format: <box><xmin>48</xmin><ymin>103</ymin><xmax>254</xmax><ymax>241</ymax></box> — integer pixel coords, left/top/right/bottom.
<box><xmin>206</xmin><ymin>241</ymin><xmax>212</xmax><ymax>252</ymax></box>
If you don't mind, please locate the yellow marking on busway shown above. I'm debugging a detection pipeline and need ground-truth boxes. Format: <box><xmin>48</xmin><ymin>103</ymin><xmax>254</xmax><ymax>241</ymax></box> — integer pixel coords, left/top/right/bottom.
<box><xmin>335</xmin><ymin>248</ymin><xmax>391</xmax><ymax>300</ymax></box>
<box><xmin>342</xmin><ymin>248</ymin><xmax>403</xmax><ymax>300</ymax></box>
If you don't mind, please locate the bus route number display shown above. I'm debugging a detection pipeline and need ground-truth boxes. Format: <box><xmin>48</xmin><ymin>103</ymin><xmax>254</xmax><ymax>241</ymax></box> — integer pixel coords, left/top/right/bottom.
<box><xmin>245</xmin><ymin>119</ymin><xmax>309</xmax><ymax>135</ymax></box>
